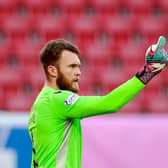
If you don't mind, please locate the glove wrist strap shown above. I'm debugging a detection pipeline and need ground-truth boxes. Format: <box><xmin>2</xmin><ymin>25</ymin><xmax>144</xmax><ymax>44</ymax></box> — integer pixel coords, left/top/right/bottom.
<box><xmin>136</xmin><ymin>64</ymin><xmax>161</xmax><ymax>84</ymax></box>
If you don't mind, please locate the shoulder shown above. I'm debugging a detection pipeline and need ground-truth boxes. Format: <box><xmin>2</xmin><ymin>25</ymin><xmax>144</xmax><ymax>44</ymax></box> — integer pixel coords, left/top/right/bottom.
<box><xmin>51</xmin><ymin>90</ymin><xmax>79</xmax><ymax>106</ymax></box>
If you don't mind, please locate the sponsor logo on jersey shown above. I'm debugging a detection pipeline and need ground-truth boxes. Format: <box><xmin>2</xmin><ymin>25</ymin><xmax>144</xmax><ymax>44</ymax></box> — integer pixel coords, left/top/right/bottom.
<box><xmin>64</xmin><ymin>94</ymin><xmax>79</xmax><ymax>106</ymax></box>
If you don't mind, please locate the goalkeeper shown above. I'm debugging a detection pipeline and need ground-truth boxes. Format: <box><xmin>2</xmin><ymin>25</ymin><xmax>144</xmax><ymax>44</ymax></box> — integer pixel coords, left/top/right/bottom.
<box><xmin>28</xmin><ymin>36</ymin><xmax>168</xmax><ymax>168</ymax></box>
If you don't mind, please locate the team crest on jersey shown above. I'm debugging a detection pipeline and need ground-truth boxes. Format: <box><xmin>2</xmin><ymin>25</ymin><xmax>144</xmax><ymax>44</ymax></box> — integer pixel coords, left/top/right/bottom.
<box><xmin>64</xmin><ymin>94</ymin><xmax>79</xmax><ymax>106</ymax></box>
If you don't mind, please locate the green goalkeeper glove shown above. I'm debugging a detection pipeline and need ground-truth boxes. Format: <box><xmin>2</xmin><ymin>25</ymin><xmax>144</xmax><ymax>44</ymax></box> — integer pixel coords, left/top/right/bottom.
<box><xmin>136</xmin><ymin>36</ymin><xmax>168</xmax><ymax>84</ymax></box>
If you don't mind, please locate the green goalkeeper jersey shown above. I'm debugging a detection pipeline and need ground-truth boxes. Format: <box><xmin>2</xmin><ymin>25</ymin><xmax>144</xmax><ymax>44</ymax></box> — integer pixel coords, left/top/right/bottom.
<box><xmin>28</xmin><ymin>77</ymin><xmax>144</xmax><ymax>168</ymax></box>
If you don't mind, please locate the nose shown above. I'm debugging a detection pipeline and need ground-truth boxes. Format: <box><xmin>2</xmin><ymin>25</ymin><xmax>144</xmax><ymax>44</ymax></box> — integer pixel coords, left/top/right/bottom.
<box><xmin>75</xmin><ymin>67</ymin><xmax>81</xmax><ymax>76</ymax></box>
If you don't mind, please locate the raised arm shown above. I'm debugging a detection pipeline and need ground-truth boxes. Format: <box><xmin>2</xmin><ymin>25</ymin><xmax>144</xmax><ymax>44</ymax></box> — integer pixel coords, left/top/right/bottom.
<box><xmin>63</xmin><ymin>36</ymin><xmax>168</xmax><ymax>118</ymax></box>
<box><xmin>67</xmin><ymin>77</ymin><xmax>144</xmax><ymax>118</ymax></box>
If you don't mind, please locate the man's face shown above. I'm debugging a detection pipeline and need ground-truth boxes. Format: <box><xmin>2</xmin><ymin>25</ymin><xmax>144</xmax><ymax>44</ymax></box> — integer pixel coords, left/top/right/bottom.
<box><xmin>56</xmin><ymin>50</ymin><xmax>81</xmax><ymax>93</ymax></box>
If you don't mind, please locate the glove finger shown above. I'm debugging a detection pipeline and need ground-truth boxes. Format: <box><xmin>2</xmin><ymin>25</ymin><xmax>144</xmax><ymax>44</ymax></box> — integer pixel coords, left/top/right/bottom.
<box><xmin>155</xmin><ymin>36</ymin><xmax>166</xmax><ymax>52</ymax></box>
<box><xmin>151</xmin><ymin>63</ymin><xmax>166</xmax><ymax>72</ymax></box>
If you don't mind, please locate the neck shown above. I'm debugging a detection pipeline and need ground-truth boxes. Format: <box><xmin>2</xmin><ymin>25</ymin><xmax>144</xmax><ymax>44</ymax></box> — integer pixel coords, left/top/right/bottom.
<box><xmin>44</xmin><ymin>79</ymin><xmax>60</xmax><ymax>90</ymax></box>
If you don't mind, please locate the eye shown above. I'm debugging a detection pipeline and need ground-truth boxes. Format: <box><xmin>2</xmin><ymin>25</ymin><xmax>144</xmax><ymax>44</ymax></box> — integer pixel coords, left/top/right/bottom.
<box><xmin>69</xmin><ymin>64</ymin><xmax>81</xmax><ymax>68</ymax></box>
<box><xmin>70</xmin><ymin>64</ymin><xmax>76</xmax><ymax>68</ymax></box>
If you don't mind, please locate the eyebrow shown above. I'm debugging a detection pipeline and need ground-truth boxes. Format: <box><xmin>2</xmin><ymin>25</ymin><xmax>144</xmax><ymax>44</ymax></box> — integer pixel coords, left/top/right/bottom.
<box><xmin>68</xmin><ymin>63</ymin><xmax>81</xmax><ymax>67</ymax></box>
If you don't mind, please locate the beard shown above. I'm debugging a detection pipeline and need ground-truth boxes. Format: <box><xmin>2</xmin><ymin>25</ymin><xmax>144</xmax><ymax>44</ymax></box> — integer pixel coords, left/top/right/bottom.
<box><xmin>56</xmin><ymin>69</ymin><xmax>79</xmax><ymax>93</ymax></box>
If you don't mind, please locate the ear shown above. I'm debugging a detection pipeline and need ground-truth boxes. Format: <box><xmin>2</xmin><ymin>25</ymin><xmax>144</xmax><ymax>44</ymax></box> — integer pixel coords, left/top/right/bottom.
<box><xmin>47</xmin><ymin>65</ymin><xmax>58</xmax><ymax>78</ymax></box>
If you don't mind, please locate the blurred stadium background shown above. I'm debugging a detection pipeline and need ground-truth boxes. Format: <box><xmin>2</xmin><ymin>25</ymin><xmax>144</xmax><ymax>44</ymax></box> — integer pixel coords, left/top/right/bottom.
<box><xmin>1</xmin><ymin>0</ymin><xmax>168</xmax><ymax>167</ymax></box>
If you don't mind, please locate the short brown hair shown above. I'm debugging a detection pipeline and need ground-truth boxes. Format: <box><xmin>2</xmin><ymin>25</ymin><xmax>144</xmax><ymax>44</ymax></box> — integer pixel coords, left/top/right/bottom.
<box><xmin>40</xmin><ymin>39</ymin><xmax>80</xmax><ymax>75</ymax></box>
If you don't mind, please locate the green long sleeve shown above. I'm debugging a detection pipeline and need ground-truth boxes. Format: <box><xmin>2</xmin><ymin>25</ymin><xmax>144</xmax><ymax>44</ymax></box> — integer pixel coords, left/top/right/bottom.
<box><xmin>66</xmin><ymin>76</ymin><xmax>145</xmax><ymax>118</ymax></box>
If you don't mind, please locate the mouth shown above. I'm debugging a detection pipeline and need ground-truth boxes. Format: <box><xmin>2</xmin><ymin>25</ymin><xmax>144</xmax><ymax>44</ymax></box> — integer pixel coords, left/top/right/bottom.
<box><xmin>73</xmin><ymin>78</ymin><xmax>79</xmax><ymax>82</ymax></box>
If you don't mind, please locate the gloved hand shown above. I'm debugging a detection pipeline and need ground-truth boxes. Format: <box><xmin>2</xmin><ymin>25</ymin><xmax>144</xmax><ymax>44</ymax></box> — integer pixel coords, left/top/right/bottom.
<box><xmin>136</xmin><ymin>36</ymin><xmax>168</xmax><ymax>84</ymax></box>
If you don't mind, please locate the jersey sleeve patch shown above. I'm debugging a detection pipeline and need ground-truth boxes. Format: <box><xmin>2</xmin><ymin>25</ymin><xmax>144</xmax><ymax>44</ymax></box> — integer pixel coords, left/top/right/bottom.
<box><xmin>64</xmin><ymin>94</ymin><xmax>79</xmax><ymax>106</ymax></box>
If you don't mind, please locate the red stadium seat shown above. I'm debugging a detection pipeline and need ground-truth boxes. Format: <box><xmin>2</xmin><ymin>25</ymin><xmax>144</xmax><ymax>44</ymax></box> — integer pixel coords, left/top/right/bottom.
<box><xmin>0</xmin><ymin>50</ymin><xmax>6</xmax><ymax>67</ymax></box>
<box><xmin>124</xmin><ymin>0</ymin><xmax>154</xmax><ymax>16</ymax></box>
<box><xmin>144</xmin><ymin>77</ymin><xmax>163</xmax><ymax>100</ymax></box>
<box><xmin>23</xmin><ymin>0</ymin><xmax>52</xmax><ymax>15</ymax></box>
<box><xmin>79</xmin><ymin>67</ymin><xmax>97</xmax><ymax>95</ymax></box>
<box><xmin>20</xmin><ymin>65</ymin><xmax>44</xmax><ymax>93</ymax></box>
<box><xmin>120</xmin><ymin>98</ymin><xmax>142</xmax><ymax>113</ymax></box>
<box><xmin>0</xmin><ymin>84</ymin><xmax>5</xmax><ymax>109</ymax></box>
<box><xmin>0</xmin><ymin>0</ymin><xmax>22</xmax><ymax>15</ymax></box>
<box><xmin>13</xmin><ymin>39</ymin><xmax>43</xmax><ymax>66</ymax></box>
<box><xmin>140</xmin><ymin>83</ymin><xmax>164</xmax><ymax>112</ymax></box>
<box><xmin>88</xmin><ymin>0</ymin><xmax>120</xmax><ymax>16</ymax></box>
<box><xmin>54</xmin><ymin>0</ymin><xmax>86</xmax><ymax>17</ymax></box>
<box><xmin>0</xmin><ymin>66</ymin><xmax>22</xmax><ymax>93</ymax></box>
<box><xmin>117</xmin><ymin>64</ymin><xmax>142</xmax><ymax>82</ymax></box>
<box><xmin>5</xmin><ymin>92</ymin><xmax>35</xmax><ymax>111</ymax></box>
<box><xmin>0</xmin><ymin>40</ymin><xmax>12</xmax><ymax>67</ymax></box>
<box><xmin>100</xmin><ymin>15</ymin><xmax>134</xmax><ymax>44</ymax></box>
<box><xmin>34</xmin><ymin>15</ymin><xmax>66</xmax><ymax>41</ymax></box>
<box><xmin>69</xmin><ymin>15</ymin><xmax>100</xmax><ymax>44</ymax></box>
<box><xmin>2</xmin><ymin>15</ymin><xmax>31</xmax><ymax>41</ymax></box>
<box><xmin>136</xmin><ymin>15</ymin><xmax>166</xmax><ymax>43</ymax></box>
<box><xmin>83</xmin><ymin>41</ymin><xmax>113</xmax><ymax>67</ymax></box>
<box><xmin>156</xmin><ymin>0</ymin><xmax>168</xmax><ymax>13</ymax></box>
<box><xmin>160</xmin><ymin>70</ymin><xmax>168</xmax><ymax>85</ymax></box>
<box><xmin>119</xmin><ymin>41</ymin><xmax>146</xmax><ymax>66</ymax></box>
<box><xmin>98</xmin><ymin>66</ymin><xmax>130</xmax><ymax>93</ymax></box>
<box><xmin>147</xmin><ymin>94</ymin><xmax>168</xmax><ymax>113</ymax></box>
